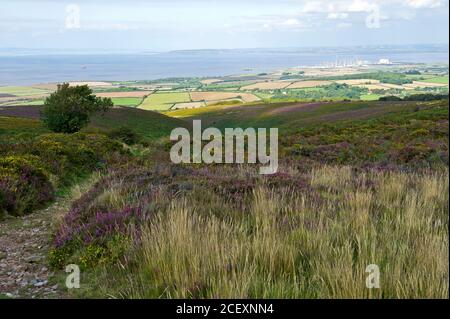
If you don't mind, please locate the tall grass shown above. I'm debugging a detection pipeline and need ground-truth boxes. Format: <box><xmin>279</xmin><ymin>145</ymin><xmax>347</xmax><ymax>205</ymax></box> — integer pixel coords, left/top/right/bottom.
<box><xmin>90</xmin><ymin>166</ymin><xmax>448</xmax><ymax>299</ymax></box>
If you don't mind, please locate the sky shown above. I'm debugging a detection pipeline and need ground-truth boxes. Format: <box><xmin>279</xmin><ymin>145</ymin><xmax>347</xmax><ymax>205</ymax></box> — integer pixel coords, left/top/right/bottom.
<box><xmin>0</xmin><ymin>0</ymin><xmax>449</xmax><ymax>51</ymax></box>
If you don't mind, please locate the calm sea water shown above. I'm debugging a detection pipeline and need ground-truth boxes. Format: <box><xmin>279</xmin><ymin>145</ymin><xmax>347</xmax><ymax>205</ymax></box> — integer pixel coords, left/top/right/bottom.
<box><xmin>0</xmin><ymin>45</ymin><xmax>448</xmax><ymax>86</ymax></box>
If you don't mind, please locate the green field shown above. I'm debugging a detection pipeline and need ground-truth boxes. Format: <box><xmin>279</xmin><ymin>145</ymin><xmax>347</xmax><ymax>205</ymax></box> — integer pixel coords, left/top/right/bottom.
<box><xmin>0</xmin><ymin>86</ymin><xmax>49</xmax><ymax>96</ymax></box>
<box><xmin>361</xmin><ymin>93</ymin><xmax>383</xmax><ymax>101</ymax></box>
<box><xmin>421</xmin><ymin>76</ymin><xmax>449</xmax><ymax>84</ymax></box>
<box><xmin>11</xmin><ymin>99</ymin><xmax>45</xmax><ymax>106</ymax></box>
<box><xmin>111</xmin><ymin>97</ymin><xmax>143</xmax><ymax>107</ymax></box>
<box><xmin>139</xmin><ymin>92</ymin><xmax>191</xmax><ymax>110</ymax></box>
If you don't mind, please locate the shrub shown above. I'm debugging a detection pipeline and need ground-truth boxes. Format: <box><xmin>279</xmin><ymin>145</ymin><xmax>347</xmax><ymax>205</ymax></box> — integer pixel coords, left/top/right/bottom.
<box><xmin>41</xmin><ymin>83</ymin><xmax>113</xmax><ymax>133</ymax></box>
<box><xmin>107</xmin><ymin>126</ymin><xmax>142</xmax><ymax>145</ymax></box>
<box><xmin>30</xmin><ymin>133</ymin><xmax>124</xmax><ymax>184</ymax></box>
<box><xmin>0</xmin><ymin>155</ymin><xmax>54</xmax><ymax>216</ymax></box>
<box><xmin>379</xmin><ymin>95</ymin><xmax>403</xmax><ymax>101</ymax></box>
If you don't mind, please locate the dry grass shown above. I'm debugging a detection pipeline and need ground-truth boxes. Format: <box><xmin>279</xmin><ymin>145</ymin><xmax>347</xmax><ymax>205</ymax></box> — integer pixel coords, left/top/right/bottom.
<box><xmin>190</xmin><ymin>91</ymin><xmax>260</xmax><ymax>103</ymax></box>
<box><xmin>68</xmin><ymin>81</ymin><xmax>112</xmax><ymax>87</ymax></box>
<box><xmin>403</xmin><ymin>81</ymin><xmax>449</xmax><ymax>89</ymax></box>
<box><xmin>241</xmin><ymin>81</ymin><xmax>292</xmax><ymax>90</ymax></box>
<box><xmin>94</xmin><ymin>166</ymin><xmax>448</xmax><ymax>299</ymax></box>
<box><xmin>172</xmin><ymin>101</ymin><xmax>206</xmax><ymax>109</ymax></box>
<box><xmin>287</xmin><ymin>80</ymin><xmax>333</xmax><ymax>89</ymax></box>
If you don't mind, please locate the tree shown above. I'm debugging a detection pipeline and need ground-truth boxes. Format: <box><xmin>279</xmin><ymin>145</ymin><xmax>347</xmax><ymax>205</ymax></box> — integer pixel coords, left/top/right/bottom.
<box><xmin>41</xmin><ymin>83</ymin><xmax>112</xmax><ymax>133</ymax></box>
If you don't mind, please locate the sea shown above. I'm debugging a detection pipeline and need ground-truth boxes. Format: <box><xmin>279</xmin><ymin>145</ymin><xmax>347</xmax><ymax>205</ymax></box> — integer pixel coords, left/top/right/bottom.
<box><xmin>0</xmin><ymin>44</ymin><xmax>448</xmax><ymax>86</ymax></box>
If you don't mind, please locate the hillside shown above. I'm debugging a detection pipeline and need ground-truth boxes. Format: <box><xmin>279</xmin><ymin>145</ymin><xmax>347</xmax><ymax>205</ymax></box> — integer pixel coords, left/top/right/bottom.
<box><xmin>0</xmin><ymin>105</ymin><xmax>189</xmax><ymax>140</ymax></box>
<box><xmin>166</xmin><ymin>99</ymin><xmax>446</xmax><ymax>129</ymax></box>
<box><xmin>1</xmin><ymin>98</ymin><xmax>448</xmax><ymax>299</ymax></box>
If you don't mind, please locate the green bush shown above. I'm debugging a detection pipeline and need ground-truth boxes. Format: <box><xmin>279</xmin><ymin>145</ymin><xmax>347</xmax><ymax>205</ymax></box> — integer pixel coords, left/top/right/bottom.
<box><xmin>0</xmin><ymin>155</ymin><xmax>54</xmax><ymax>216</ymax></box>
<box><xmin>30</xmin><ymin>133</ymin><xmax>124</xmax><ymax>184</ymax></box>
<box><xmin>41</xmin><ymin>83</ymin><xmax>113</xmax><ymax>133</ymax></box>
<box><xmin>107</xmin><ymin>126</ymin><xmax>142</xmax><ymax>145</ymax></box>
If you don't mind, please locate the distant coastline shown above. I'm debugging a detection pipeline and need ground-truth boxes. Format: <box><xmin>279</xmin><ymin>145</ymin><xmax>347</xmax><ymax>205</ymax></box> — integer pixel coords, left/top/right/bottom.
<box><xmin>0</xmin><ymin>44</ymin><xmax>448</xmax><ymax>86</ymax></box>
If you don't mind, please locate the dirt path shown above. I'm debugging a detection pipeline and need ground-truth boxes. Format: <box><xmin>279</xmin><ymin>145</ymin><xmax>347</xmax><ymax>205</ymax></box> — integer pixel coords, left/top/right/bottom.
<box><xmin>0</xmin><ymin>199</ymin><xmax>67</xmax><ymax>299</ymax></box>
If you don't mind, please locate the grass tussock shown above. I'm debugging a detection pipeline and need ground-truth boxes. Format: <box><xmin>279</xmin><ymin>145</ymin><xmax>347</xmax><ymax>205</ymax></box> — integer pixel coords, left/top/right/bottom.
<box><xmin>75</xmin><ymin>165</ymin><xmax>448</xmax><ymax>299</ymax></box>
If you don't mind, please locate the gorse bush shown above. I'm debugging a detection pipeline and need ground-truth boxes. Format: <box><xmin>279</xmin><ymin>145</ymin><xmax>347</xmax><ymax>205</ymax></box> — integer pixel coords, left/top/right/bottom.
<box><xmin>0</xmin><ymin>155</ymin><xmax>54</xmax><ymax>216</ymax></box>
<box><xmin>30</xmin><ymin>133</ymin><xmax>124</xmax><ymax>184</ymax></box>
<box><xmin>41</xmin><ymin>83</ymin><xmax>113</xmax><ymax>133</ymax></box>
<box><xmin>0</xmin><ymin>133</ymin><xmax>125</xmax><ymax>216</ymax></box>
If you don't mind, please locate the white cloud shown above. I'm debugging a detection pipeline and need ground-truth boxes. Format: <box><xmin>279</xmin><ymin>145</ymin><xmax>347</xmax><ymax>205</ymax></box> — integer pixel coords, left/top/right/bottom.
<box><xmin>347</xmin><ymin>0</ymin><xmax>378</xmax><ymax>12</ymax></box>
<box><xmin>327</xmin><ymin>12</ymin><xmax>349</xmax><ymax>19</ymax></box>
<box><xmin>261</xmin><ymin>17</ymin><xmax>310</xmax><ymax>31</ymax></box>
<box><xmin>402</xmin><ymin>0</ymin><xmax>443</xmax><ymax>8</ymax></box>
<box><xmin>300</xmin><ymin>0</ymin><xmax>378</xmax><ymax>13</ymax></box>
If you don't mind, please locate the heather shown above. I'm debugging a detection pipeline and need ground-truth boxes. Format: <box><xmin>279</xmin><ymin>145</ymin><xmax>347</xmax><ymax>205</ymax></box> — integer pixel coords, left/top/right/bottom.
<box><xmin>1</xmin><ymin>97</ymin><xmax>448</xmax><ymax>298</ymax></box>
<box><xmin>45</xmin><ymin>98</ymin><xmax>449</xmax><ymax>298</ymax></box>
<box><xmin>282</xmin><ymin>101</ymin><xmax>449</xmax><ymax>168</ymax></box>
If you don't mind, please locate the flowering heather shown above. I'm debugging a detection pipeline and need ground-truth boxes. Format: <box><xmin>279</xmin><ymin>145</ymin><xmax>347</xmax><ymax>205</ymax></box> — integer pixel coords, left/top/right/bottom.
<box><xmin>54</xmin><ymin>206</ymin><xmax>143</xmax><ymax>248</ymax></box>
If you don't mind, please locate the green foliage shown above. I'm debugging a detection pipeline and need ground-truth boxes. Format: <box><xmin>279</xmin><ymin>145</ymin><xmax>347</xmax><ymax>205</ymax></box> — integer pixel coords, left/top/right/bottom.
<box><xmin>379</xmin><ymin>95</ymin><xmax>403</xmax><ymax>101</ymax></box>
<box><xmin>0</xmin><ymin>132</ymin><xmax>125</xmax><ymax>216</ymax></box>
<box><xmin>380</xmin><ymin>93</ymin><xmax>448</xmax><ymax>102</ymax></box>
<box><xmin>403</xmin><ymin>93</ymin><xmax>448</xmax><ymax>101</ymax></box>
<box><xmin>272</xmin><ymin>83</ymin><xmax>367</xmax><ymax>101</ymax></box>
<box><xmin>29</xmin><ymin>133</ymin><xmax>124</xmax><ymax>185</ymax></box>
<box><xmin>41</xmin><ymin>83</ymin><xmax>113</xmax><ymax>133</ymax></box>
<box><xmin>317</xmin><ymin>72</ymin><xmax>413</xmax><ymax>85</ymax></box>
<box><xmin>107</xmin><ymin>126</ymin><xmax>142</xmax><ymax>145</ymax></box>
<box><xmin>0</xmin><ymin>155</ymin><xmax>54</xmax><ymax>216</ymax></box>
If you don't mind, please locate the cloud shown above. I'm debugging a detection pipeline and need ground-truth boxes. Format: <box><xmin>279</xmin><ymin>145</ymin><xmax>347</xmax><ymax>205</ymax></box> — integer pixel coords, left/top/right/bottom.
<box><xmin>81</xmin><ymin>23</ymin><xmax>141</xmax><ymax>31</ymax></box>
<box><xmin>402</xmin><ymin>0</ymin><xmax>443</xmax><ymax>8</ymax></box>
<box><xmin>347</xmin><ymin>0</ymin><xmax>378</xmax><ymax>12</ymax></box>
<box><xmin>327</xmin><ymin>12</ymin><xmax>349</xmax><ymax>19</ymax></box>
<box><xmin>300</xmin><ymin>0</ymin><xmax>378</xmax><ymax>14</ymax></box>
<box><xmin>260</xmin><ymin>17</ymin><xmax>311</xmax><ymax>31</ymax></box>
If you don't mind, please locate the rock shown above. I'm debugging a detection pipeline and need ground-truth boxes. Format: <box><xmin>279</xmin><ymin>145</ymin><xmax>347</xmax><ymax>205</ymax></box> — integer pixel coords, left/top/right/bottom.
<box><xmin>33</xmin><ymin>279</ymin><xmax>48</xmax><ymax>287</ymax></box>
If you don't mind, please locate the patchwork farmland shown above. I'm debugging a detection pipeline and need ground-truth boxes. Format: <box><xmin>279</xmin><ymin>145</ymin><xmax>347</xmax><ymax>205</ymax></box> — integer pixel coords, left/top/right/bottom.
<box><xmin>0</xmin><ymin>65</ymin><xmax>448</xmax><ymax>111</ymax></box>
